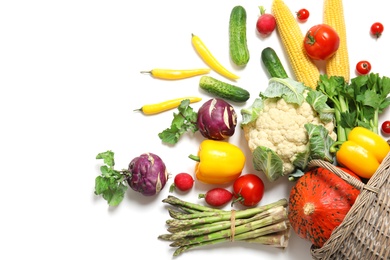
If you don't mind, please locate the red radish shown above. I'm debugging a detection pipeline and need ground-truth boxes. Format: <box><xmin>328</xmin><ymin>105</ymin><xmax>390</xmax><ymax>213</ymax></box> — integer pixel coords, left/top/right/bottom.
<box><xmin>169</xmin><ymin>173</ymin><xmax>194</xmax><ymax>192</ymax></box>
<box><xmin>198</xmin><ymin>188</ymin><xmax>233</xmax><ymax>207</ymax></box>
<box><xmin>256</xmin><ymin>6</ymin><xmax>276</xmax><ymax>36</ymax></box>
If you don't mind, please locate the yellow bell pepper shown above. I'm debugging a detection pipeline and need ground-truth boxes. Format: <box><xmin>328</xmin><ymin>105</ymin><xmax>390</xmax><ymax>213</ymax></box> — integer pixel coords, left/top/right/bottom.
<box><xmin>189</xmin><ymin>139</ymin><xmax>246</xmax><ymax>184</ymax></box>
<box><xmin>336</xmin><ymin>127</ymin><xmax>390</xmax><ymax>179</ymax></box>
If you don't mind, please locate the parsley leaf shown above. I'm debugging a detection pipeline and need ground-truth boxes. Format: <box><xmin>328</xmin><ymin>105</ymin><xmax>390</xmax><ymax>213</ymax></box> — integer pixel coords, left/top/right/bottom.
<box><xmin>158</xmin><ymin>99</ymin><xmax>198</xmax><ymax>144</ymax></box>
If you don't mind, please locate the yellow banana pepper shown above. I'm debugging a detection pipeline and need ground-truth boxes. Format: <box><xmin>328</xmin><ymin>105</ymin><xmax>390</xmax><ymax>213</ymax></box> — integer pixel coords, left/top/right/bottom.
<box><xmin>335</xmin><ymin>127</ymin><xmax>390</xmax><ymax>179</ymax></box>
<box><xmin>189</xmin><ymin>139</ymin><xmax>246</xmax><ymax>184</ymax></box>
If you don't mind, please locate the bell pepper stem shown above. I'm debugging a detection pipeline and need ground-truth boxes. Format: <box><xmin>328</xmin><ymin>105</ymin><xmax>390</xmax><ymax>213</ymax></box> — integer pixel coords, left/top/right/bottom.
<box><xmin>329</xmin><ymin>141</ymin><xmax>344</xmax><ymax>153</ymax></box>
<box><xmin>188</xmin><ymin>154</ymin><xmax>200</xmax><ymax>162</ymax></box>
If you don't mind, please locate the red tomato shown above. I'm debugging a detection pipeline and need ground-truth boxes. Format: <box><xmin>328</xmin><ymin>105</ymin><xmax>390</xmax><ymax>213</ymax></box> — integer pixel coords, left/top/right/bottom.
<box><xmin>296</xmin><ymin>8</ymin><xmax>309</xmax><ymax>22</ymax></box>
<box><xmin>356</xmin><ymin>60</ymin><xmax>371</xmax><ymax>75</ymax></box>
<box><xmin>370</xmin><ymin>22</ymin><xmax>384</xmax><ymax>38</ymax></box>
<box><xmin>232</xmin><ymin>174</ymin><xmax>264</xmax><ymax>207</ymax></box>
<box><xmin>303</xmin><ymin>24</ymin><xmax>340</xmax><ymax>60</ymax></box>
<box><xmin>381</xmin><ymin>120</ymin><xmax>390</xmax><ymax>135</ymax></box>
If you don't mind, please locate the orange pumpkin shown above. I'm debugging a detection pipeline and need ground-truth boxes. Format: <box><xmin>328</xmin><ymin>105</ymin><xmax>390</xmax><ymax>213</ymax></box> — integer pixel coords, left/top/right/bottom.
<box><xmin>288</xmin><ymin>167</ymin><xmax>360</xmax><ymax>247</ymax></box>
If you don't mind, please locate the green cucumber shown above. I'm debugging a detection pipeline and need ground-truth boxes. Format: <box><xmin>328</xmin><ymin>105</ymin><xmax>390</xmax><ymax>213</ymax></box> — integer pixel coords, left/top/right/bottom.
<box><xmin>229</xmin><ymin>5</ymin><xmax>250</xmax><ymax>66</ymax></box>
<box><xmin>261</xmin><ymin>47</ymin><xmax>289</xmax><ymax>79</ymax></box>
<box><xmin>199</xmin><ymin>76</ymin><xmax>250</xmax><ymax>103</ymax></box>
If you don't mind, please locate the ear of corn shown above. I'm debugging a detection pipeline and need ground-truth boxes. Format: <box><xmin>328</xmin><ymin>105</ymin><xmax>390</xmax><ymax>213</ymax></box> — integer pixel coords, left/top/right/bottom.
<box><xmin>323</xmin><ymin>0</ymin><xmax>350</xmax><ymax>82</ymax></box>
<box><xmin>271</xmin><ymin>0</ymin><xmax>320</xmax><ymax>90</ymax></box>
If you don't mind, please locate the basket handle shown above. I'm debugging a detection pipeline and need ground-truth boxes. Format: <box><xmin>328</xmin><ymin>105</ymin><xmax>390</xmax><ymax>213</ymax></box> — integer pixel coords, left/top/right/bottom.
<box><xmin>307</xmin><ymin>160</ymin><xmax>380</xmax><ymax>193</ymax></box>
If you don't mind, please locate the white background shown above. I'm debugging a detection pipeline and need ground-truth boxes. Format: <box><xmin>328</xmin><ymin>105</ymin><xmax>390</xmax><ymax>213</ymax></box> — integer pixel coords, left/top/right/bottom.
<box><xmin>1</xmin><ymin>0</ymin><xmax>389</xmax><ymax>259</ymax></box>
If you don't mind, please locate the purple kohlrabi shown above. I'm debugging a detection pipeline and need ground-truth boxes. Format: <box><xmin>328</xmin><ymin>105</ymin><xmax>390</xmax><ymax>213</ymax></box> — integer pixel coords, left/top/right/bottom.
<box><xmin>127</xmin><ymin>152</ymin><xmax>168</xmax><ymax>196</ymax></box>
<box><xmin>197</xmin><ymin>98</ymin><xmax>237</xmax><ymax>140</ymax></box>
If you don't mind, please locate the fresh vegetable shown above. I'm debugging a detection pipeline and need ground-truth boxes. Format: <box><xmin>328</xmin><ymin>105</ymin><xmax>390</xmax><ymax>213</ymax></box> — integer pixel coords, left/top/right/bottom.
<box><xmin>94</xmin><ymin>150</ymin><xmax>168</xmax><ymax>206</ymax></box>
<box><xmin>288</xmin><ymin>166</ymin><xmax>360</xmax><ymax>248</ymax></box>
<box><xmin>317</xmin><ymin>73</ymin><xmax>390</xmax><ymax>140</ymax></box>
<box><xmin>323</xmin><ymin>0</ymin><xmax>350</xmax><ymax>82</ymax></box>
<box><xmin>170</xmin><ymin>173</ymin><xmax>194</xmax><ymax>192</ymax></box>
<box><xmin>304</xmin><ymin>24</ymin><xmax>340</xmax><ymax>60</ymax></box>
<box><xmin>381</xmin><ymin>120</ymin><xmax>390</xmax><ymax>135</ymax></box>
<box><xmin>140</xmin><ymin>68</ymin><xmax>210</xmax><ymax>80</ymax></box>
<box><xmin>159</xmin><ymin>195</ymin><xmax>290</xmax><ymax>256</ymax></box>
<box><xmin>261</xmin><ymin>47</ymin><xmax>288</xmax><ymax>79</ymax></box>
<box><xmin>296</xmin><ymin>8</ymin><xmax>309</xmax><ymax>22</ymax></box>
<box><xmin>188</xmin><ymin>139</ymin><xmax>246</xmax><ymax>184</ymax></box>
<box><xmin>370</xmin><ymin>22</ymin><xmax>384</xmax><ymax>38</ymax></box>
<box><xmin>331</xmin><ymin>127</ymin><xmax>390</xmax><ymax>179</ymax></box>
<box><xmin>271</xmin><ymin>0</ymin><xmax>320</xmax><ymax>89</ymax></box>
<box><xmin>158</xmin><ymin>98</ymin><xmax>238</xmax><ymax>144</ymax></box>
<box><xmin>355</xmin><ymin>60</ymin><xmax>371</xmax><ymax>75</ymax></box>
<box><xmin>191</xmin><ymin>34</ymin><xmax>239</xmax><ymax>80</ymax></box>
<box><xmin>199</xmin><ymin>75</ymin><xmax>250</xmax><ymax>103</ymax></box>
<box><xmin>256</xmin><ymin>6</ymin><xmax>276</xmax><ymax>36</ymax></box>
<box><xmin>232</xmin><ymin>174</ymin><xmax>264</xmax><ymax>207</ymax></box>
<box><xmin>158</xmin><ymin>99</ymin><xmax>198</xmax><ymax>144</ymax></box>
<box><xmin>229</xmin><ymin>5</ymin><xmax>250</xmax><ymax>66</ymax></box>
<box><xmin>240</xmin><ymin>75</ymin><xmax>336</xmax><ymax>181</ymax></box>
<box><xmin>198</xmin><ymin>188</ymin><xmax>233</xmax><ymax>207</ymax></box>
<box><xmin>135</xmin><ymin>96</ymin><xmax>202</xmax><ymax>115</ymax></box>
<box><xmin>197</xmin><ymin>98</ymin><xmax>237</xmax><ymax>140</ymax></box>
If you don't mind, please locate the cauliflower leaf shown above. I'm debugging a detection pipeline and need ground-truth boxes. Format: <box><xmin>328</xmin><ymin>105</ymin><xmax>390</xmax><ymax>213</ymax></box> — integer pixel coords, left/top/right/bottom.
<box><xmin>252</xmin><ymin>146</ymin><xmax>284</xmax><ymax>182</ymax></box>
<box><xmin>261</xmin><ymin>77</ymin><xmax>307</xmax><ymax>105</ymax></box>
<box><xmin>240</xmin><ymin>98</ymin><xmax>263</xmax><ymax>125</ymax></box>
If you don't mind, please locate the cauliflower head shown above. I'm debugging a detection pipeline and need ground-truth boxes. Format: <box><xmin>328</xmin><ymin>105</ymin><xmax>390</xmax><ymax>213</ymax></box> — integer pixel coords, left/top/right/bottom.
<box><xmin>240</xmin><ymin>77</ymin><xmax>337</xmax><ymax>180</ymax></box>
<box><xmin>243</xmin><ymin>97</ymin><xmax>336</xmax><ymax>176</ymax></box>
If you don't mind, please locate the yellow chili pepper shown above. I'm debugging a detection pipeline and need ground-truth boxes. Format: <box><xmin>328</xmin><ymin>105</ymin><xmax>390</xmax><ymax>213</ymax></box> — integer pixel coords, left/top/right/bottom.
<box><xmin>336</xmin><ymin>127</ymin><xmax>390</xmax><ymax>179</ymax></box>
<box><xmin>191</xmin><ymin>34</ymin><xmax>240</xmax><ymax>81</ymax></box>
<box><xmin>188</xmin><ymin>139</ymin><xmax>246</xmax><ymax>184</ymax></box>
<box><xmin>140</xmin><ymin>68</ymin><xmax>211</xmax><ymax>80</ymax></box>
<box><xmin>135</xmin><ymin>96</ymin><xmax>202</xmax><ymax>115</ymax></box>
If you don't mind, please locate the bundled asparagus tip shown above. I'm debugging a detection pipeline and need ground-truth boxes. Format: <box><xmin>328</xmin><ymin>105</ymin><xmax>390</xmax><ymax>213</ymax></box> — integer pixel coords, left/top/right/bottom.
<box><xmin>159</xmin><ymin>195</ymin><xmax>290</xmax><ymax>256</ymax></box>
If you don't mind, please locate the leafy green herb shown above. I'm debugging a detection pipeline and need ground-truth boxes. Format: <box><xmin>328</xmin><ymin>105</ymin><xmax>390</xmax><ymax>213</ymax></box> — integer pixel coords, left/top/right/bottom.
<box><xmin>94</xmin><ymin>150</ymin><xmax>128</xmax><ymax>206</ymax></box>
<box><xmin>158</xmin><ymin>99</ymin><xmax>198</xmax><ymax>144</ymax></box>
<box><xmin>318</xmin><ymin>73</ymin><xmax>390</xmax><ymax>141</ymax></box>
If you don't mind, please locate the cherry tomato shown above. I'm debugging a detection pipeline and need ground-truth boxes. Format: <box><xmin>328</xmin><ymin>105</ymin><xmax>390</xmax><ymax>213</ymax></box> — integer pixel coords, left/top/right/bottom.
<box><xmin>232</xmin><ymin>174</ymin><xmax>264</xmax><ymax>207</ymax></box>
<box><xmin>355</xmin><ymin>60</ymin><xmax>371</xmax><ymax>75</ymax></box>
<box><xmin>381</xmin><ymin>120</ymin><xmax>390</xmax><ymax>135</ymax></box>
<box><xmin>296</xmin><ymin>8</ymin><xmax>309</xmax><ymax>22</ymax></box>
<box><xmin>304</xmin><ymin>24</ymin><xmax>340</xmax><ymax>60</ymax></box>
<box><xmin>370</xmin><ymin>22</ymin><xmax>384</xmax><ymax>38</ymax></box>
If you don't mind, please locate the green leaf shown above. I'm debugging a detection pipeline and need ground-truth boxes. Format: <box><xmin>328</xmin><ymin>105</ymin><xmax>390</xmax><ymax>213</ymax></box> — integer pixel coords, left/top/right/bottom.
<box><xmin>306</xmin><ymin>90</ymin><xmax>334</xmax><ymax>123</ymax></box>
<box><xmin>158</xmin><ymin>99</ymin><xmax>198</xmax><ymax>144</ymax></box>
<box><xmin>240</xmin><ymin>98</ymin><xmax>264</xmax><ymax>126</ymax></box>
<box><xmin>101</xmin><ymin>182</ymin><xmax>127</xmax><ymax>207</ymax></box>
<box><xmin>263</xmin><ymin>77</ymin><xmax>307</xmax><ymax>105</ymax></box>
<box><xmin>305</xmin><ymin>123</ymin><xmax>335</xmax><ymax>163</ymax></box>
<box><xmin>94</xmin><ymin>150</ymin><xmax>128</xmax><ymax>206</ymax></box>
<box><xmin>252</xmin><ymin>146</ymin><xmax>284</xmax><ymax>182</ymax></box>
<box><xmin>96</xmin><ymin>150</ymin><xmax>115</xmax><ymax>167</ymax></box>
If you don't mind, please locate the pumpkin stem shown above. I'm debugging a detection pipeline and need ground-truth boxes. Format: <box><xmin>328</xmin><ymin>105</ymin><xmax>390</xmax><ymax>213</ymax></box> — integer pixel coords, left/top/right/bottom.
<box><xmin>303</xmin><ymin>202</ymin><xmax>315</xmax><ymax>216</ymax></box>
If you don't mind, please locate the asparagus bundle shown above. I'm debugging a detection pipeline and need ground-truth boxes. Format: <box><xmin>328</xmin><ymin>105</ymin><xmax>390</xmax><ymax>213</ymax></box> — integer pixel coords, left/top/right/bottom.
<box><xmin>159</xmin><ymin>195</ymin><xmax>291</xmax><ymax>256</ymax></box>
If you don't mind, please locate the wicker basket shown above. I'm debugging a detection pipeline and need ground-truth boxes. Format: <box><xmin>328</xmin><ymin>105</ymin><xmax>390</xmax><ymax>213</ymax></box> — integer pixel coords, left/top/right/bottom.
<box><xmin>307</xmin><ymin>152</ymin><xmax>390</xmax><ymax>260</ymax></box>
